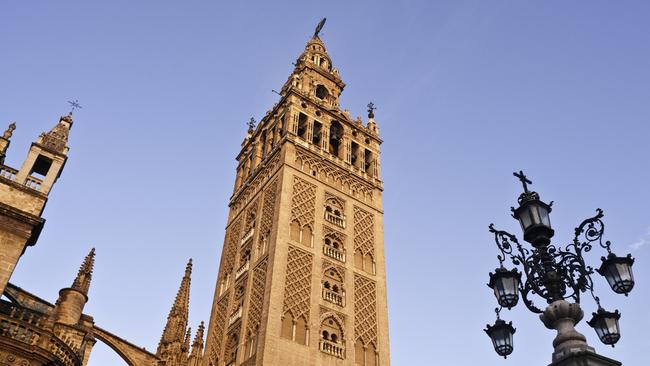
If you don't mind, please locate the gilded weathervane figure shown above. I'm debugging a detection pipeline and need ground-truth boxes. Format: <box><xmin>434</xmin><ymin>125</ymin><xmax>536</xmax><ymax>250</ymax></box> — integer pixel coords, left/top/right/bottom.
<box><xmin>367</xmin><ymin>102</ymin><xmax>377</xmax><ymax>119</ymax></box>
<box><xmin>314</xmin><ymin>18</ymin><xmax>326</xmax><ymax>38</ymax></box>
<box><xmin>68</xmin><ymin>99</ymin><xmax>82</xmax><ymax>114</ymax></box>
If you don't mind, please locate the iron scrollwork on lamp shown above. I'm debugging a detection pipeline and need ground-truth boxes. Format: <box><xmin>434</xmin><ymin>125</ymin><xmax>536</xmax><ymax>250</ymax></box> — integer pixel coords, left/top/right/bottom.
<box><xmin>484</xmin><ymin>171</ymin><xmax>635</xmax><ymax>361</ymax></box>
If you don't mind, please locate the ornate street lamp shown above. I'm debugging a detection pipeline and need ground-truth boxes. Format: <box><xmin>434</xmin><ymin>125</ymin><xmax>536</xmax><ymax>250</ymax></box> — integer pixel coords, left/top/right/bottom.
<box><xmin>484</xmin><ymin>308</ymin><xmax>516</xmax><ymax>358</ymax></box>
<box><xmin>488</xmin><ymin>267</ymin><xmax>521</xmax><ymax>309</ymax></box>
<box><xmin>597</xmin><ymin>253</ymin><xmax>635</xmax><ymax>295</ymax></box>
<box><xmin>587</xmin><ymin>307</ymin><xmax>622</xmax><ymax>347</ymax></box>
<box><xmin>484</xmin><ymin>171</ymin><xmax>635</xmax><ymax>364</ymax></box>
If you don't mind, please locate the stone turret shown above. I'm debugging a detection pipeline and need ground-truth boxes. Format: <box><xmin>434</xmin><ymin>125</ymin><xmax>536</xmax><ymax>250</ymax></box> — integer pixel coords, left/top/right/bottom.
<box><xmin>157</xmin><ymin>259</ymin><xmax>192</xmax><ymax>366</ymax></box>
<box><xmin>0</xmin><ymin>113</ymin><xmax>74</xmax><ymax>294</ymax></box>
<box><xmin>53</xmin><ymin>248</ymin><xmax>95</xmax><ymax>326</ymax></box>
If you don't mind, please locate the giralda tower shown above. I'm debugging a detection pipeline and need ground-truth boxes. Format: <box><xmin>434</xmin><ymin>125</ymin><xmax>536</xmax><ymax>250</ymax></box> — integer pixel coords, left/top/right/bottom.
<box><xmin>203</xmin><ymin>21</ymin><xmax>390</xmax><ymax>366</ymax></box>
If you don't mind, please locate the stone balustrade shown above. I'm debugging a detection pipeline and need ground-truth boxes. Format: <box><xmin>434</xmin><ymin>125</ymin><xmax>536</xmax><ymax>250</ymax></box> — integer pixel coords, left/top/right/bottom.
<box><xmin>241</xmin><ymin>227</ymin><xmax>255</xmax><ymax>245</ymax></box>
<box><xmin>0</xmin><ymin>165</ymin><xmax>17</xmax><ymax>180</ymax></box>
<box><xmin>319</xmin><ymin>339</ymin><xmax>345</xmax><ymax>359</ymax></box>
<box><xmin>324</xmin><ymin>212</ymin><xmax>345</xmax><ymax>228</ymax></box>
<box><xmin>322</xmin><ymin>288</ymin><xmax>344</xmax><ymax>307</ymax></box>
<box><xmin>24</xmin><ymin>176</ymin><xmax>42</xmax><ymax>191</ymax></box>
<box><xmin>235</xmin><ymin>261</ymin><xmax>250</xmax><ymax>280</ymax></box>
<box><xmin>0</xmin><ymin>302</ymin><xmax>79</xmax><ymax>366</ymax></box>
<box><xmin>228</xmin><ymin>306</ymin><xmax>242</xmax><ymax>326</ymax></box>
<box><xmin>323</xmin><ymin>246</ymin><xmax>345</xmax><ymax>262</ymax></box>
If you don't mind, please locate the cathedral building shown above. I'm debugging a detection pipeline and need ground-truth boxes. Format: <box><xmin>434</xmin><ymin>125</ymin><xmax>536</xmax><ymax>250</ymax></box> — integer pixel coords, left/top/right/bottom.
<box><xmin>203</xmin><ymin>22</ymin><xmax>390</xmax><ymax>366</ymax></box>
<box><xmin>0</xmin><ymin>21</ymin><xmax>390</xmax><ymax>366</ymax></box>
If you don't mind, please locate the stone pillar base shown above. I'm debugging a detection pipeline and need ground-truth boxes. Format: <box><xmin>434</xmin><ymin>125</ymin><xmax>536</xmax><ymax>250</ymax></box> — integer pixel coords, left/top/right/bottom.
<box><xmin>549</xmin><ymin>349</ymin><xmax>621</xmax><ymax>366</ymax></box>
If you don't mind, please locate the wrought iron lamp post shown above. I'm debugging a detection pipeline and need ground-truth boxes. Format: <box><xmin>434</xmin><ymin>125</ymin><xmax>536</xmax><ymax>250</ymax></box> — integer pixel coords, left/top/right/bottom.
<box><xmin>484</xmin><ymin>172</ymin><xmax>635</xmax><ymax>366</ymax></box>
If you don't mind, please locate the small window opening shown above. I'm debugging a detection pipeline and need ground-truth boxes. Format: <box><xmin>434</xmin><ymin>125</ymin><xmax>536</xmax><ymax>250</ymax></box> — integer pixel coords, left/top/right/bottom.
<box><xmin>351</xmin><ymin>142</ymin><xmax>360</xmax><ymax>168</ymax></box>
<box><xmin>297</xmin><ymin>113</ymin><xmax>308</xmax><ymax>139</ymax></box>
<box><xmin>315</xmin><ymin>85</ymin><xmax>329</xmax><ymax>100</ymax></box>
<box><xmin>364</xmin><ymin>149</ymin><xmax>373</xmax><ymax>174</ymax></box>
<box><xmin>30</xmin><ymin>155</ymin><xmax>53</xmax><ymax>179</ymax></box>
<box><xmin>329</xmin><ymin>121</ymin><xmax>342</xmax><ymax>158</ymax></box>
<box><xmin>312</xmin><ymin>121</ymin><xmax>322</xmax><ymax>147</ymax></box>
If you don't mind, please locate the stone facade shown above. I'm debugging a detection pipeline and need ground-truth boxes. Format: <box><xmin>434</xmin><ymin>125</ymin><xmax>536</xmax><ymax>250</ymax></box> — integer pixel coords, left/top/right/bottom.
<box><xmin>203</xmin><ymin>27</ymin><xmax>390</xmax><ymax>366</ymax></box>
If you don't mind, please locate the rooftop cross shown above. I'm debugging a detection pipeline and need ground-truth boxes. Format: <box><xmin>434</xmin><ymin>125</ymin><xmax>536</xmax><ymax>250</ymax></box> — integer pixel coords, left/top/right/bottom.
<box><xmin>247</xmin><ymin>117</ymin><xmax>256</xmax><ymax>130</ymax></box>
<box><xmin>314</xmin><ymin>18</ymin><xmax>326</xmax><ymax>38</ymax></box>
<box><xmin>513</xmin><ymin>170</ymin><xmax>532</xmax><ymax>193</ymax></box>
<box><xmin>67</xmin><ymin>99</ymin><xmax>82</xmax><ymax>114</ymax></box>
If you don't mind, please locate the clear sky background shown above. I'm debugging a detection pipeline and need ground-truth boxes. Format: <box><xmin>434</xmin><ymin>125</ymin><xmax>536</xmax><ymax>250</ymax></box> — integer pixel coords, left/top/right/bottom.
<box><xmin>2</xmin><ymin>1</ymin><xmax>649</xmax><ymax>365</ymax></box>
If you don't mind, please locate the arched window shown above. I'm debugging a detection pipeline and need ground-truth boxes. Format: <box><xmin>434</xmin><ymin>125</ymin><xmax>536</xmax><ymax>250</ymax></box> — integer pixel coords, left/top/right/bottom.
<box><xmin>297</xmin><ymin>113</ymin><xmax>308</xmax><ymax>139</ymax></box>
<box><xmin>319</xmin><ymin>316</ymin><xmax>345</xmax><ymax>359</ymax></box>
<box><xmin>226</xmin><ymin>333</ymin><xmax>239</xmax><ymax>364</ymax></box>
<box><xmin>322</xmin><ymin>267</ymin><xmax>345</xmax><ymax>306</ymax></box>
<box><xmin>329</xmin><ymin>121</ymin><xmax>343</xmax><ymax>158</ymax></box>
<box><xmin>281</xmin><ymin>312</ymin><xmax>294</xmax><ymax>340</ymax></box>
<box><xmin>323</xmin><ymin>234</ymin><xmax>345</xmax><ymax>262</ymax></box>
<box><xmin>315</xmin><ymin>85</ymin><xmax>329</xmax><ymax>100</ymax></box>
<box><xmin>324</xmin><ymin>198</ymin><xmax>345</xmax><ymax>228</ymax></box>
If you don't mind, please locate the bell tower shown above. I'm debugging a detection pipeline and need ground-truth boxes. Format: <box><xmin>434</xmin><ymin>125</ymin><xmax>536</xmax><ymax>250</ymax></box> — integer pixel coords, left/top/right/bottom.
<box><xmin>0</xmin><ymin>113</ymin><xmax>73</xmax><ymax>293</ymax></box>
<box><xmin>203</xmin><ymin>20</ymin><xmax>389</xmax><ymax>366</ymax></box>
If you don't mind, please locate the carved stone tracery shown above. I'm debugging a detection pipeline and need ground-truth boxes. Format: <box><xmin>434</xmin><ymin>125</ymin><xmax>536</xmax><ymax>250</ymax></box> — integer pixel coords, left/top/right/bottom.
<box><xmin>353</xmin><ymin>207</ymin><xmax>374</xmax><ymax>257</ymax></box>
<box><xmin>282</xmin><ymin>246</ymin><xmax>314</xmax><ymax>321</ymax></box>
<box><xmin>290</xmin><ymin>177</ymin><xmax>316</xmax><ymax>229</ymax></box>
<box><xmin>354</xmin><ymin>274</ymin><xmax>377</xmax><ymax>346</ymax></box>
<box><xmin>247</xmin><ymin>259</ymin><xmax>268</xmax><ymax>335</ymax></box>
<box><xmin>295</xmin><ymin>148</ymin><xmax>374</xmax><ymax>201</ymax></box>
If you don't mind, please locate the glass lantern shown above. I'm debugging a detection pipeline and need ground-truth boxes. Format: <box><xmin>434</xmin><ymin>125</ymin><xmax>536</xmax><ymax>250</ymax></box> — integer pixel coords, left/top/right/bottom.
<box><xmin>587</xmin><ymin>308</ymin><xmax>621</xmax><ymax>347</ymax></box>
<box><xmin>597</xmin><ymin>253</ymin><xmax>635</xmax><ymax>295</ymax></box>
<box><xmin>512</xmin><ymin>197</ymin><xmax>554</xmax><ymax>247</ymax></box>
<box><xmin>484</xmin><ymin>318</ymin><xmax>516</xmax><ymax>358</ymax></box>
<box><xmin>488</xmin><ymin>267</ymin><xmax>521</xmax><ymax>309</ymax></box>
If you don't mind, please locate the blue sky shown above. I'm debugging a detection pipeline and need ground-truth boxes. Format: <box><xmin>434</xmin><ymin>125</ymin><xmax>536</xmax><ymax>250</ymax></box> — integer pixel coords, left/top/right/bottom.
<box><xmin>2</xmin><ymin>1</ymin><xmax>650</xmax><ymax>365</ymax></box>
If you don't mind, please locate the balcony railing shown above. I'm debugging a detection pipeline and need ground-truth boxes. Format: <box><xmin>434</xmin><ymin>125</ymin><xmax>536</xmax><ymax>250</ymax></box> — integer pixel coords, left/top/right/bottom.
<box><xmin>24</xmin><ymin>176</ymin><xmax>42</xmax><ymax>191</ymax></box>
<box><xmin>324</xmin><ymin>212</ymin><xmax>345</xmax><ymax>228</ymax></box>
<box><xmin>322</xmin><ymin>288</ymin><xmax>344</xmax><ymax>307</ymax></box>
<box><xmin>323</xmin><ymin>246</ymin><xmax>345</xmax><ymax>262</ymax></box>
<box><xmin>241</xmin><ymin>227</ymin><xmax>255</xmax><ymax>245</ymax></box>
<box><xmin>0</xmin><ymin>165</ymin><xmax>17</xmax><ymax>180</ymax></box>
<box><xmin>319</xmin><ymin>339</ymin><xmax>345</xmax><ymax>359</ymax></box>
<box><xmin>235</xmin><ymin>261</ymin><xmax>250</xmax><ymax>280</ymax></box>
<box><xmin>228</xmin><ymin>306</ymin><xmax>243</xmax><ymax>326</ymax></box>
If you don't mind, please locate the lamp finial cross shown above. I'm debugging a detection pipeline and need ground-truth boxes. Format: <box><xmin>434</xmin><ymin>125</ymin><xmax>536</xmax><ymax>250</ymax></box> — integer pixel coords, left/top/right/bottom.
<box><xmin>513</xmin><ymin>170</ymin><xmax>532</xmax><ymax>193</ymax></box>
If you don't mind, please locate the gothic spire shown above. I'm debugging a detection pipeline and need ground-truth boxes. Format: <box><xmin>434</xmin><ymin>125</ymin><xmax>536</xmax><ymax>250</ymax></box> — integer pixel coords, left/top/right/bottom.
<box><xmin>187</xmin><ymin>321</ymin><xmax>205</xmax><ymax>366</ymax></box>
<box><xmin>157</xmin><ymin>259</ymin><xmax>192</xmax><ymax>355</ymax></box>
<box><xmin>71</xmin><ymin>248</ymin><xmax>95</xmax><ymax>296</ymax></box>
<box><xmin>190</xmin><ymin>321</ymin><xmax>205</xmax><ymax>356</ymax></box>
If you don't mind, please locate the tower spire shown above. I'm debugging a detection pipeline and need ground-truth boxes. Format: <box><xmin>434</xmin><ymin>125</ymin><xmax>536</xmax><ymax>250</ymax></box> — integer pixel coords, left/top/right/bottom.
<box><xmin>71</xmin><ymin>247</ymin><xmax>95</xmax><ymax>296</ymax></box>
<box><xmin>157</xmin><ymin>259</ymin><xmax>193</xmax><ymax>358</ymax></box>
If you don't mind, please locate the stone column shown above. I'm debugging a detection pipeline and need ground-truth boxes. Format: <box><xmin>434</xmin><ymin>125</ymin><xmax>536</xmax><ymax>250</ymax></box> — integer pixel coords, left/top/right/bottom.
<box><xmin>540</xmin><ymin>300</ymin><xmax>621</xmax><ymax>366</ymax></box>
